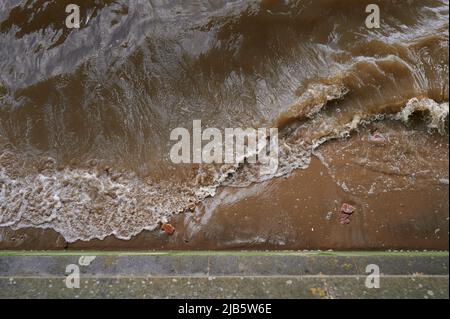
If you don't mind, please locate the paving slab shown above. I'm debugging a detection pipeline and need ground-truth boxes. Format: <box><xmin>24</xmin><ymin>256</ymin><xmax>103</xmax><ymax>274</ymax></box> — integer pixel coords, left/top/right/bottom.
<box><xmin>0</xmin><ymin>251</ymin><xmax>448</xmax><ymax>299</ymax></box>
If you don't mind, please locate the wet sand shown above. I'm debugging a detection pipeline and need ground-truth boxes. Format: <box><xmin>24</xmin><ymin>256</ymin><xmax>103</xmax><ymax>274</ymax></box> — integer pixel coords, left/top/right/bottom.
<box><xmin>1</xmin><ymin>154</ymin><xmax>447</xmax><ymax>251</ymax></box>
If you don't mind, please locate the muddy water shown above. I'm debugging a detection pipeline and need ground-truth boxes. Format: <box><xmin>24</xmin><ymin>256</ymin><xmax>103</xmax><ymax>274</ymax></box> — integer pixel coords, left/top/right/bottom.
<box><xmin>0</xmin><ymin>0</ymin><xmax>448</xmax><ymax>246</ymax></box>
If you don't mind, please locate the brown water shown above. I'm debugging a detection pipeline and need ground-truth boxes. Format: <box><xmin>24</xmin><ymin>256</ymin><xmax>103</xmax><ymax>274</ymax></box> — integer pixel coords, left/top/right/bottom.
<box><xmin>0</xmin><ymin>0</ymin><xmax>448</xmax><ymax>244</ymax></box>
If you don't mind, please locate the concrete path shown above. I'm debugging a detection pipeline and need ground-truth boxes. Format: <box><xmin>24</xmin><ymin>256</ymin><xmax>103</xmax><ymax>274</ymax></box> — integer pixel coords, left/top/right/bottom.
<box><xmin>0</xmin><ymin>251</ymin><xmax>448</xmax><ymax>299</ymax></box>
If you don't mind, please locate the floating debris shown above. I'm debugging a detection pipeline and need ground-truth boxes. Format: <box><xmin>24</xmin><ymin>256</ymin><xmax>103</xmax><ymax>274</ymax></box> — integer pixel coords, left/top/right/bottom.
<box><xmin>326</xmin><ymin>211</ymin><xmax>333</xmax><ymax>221</ymax></box>
<box><xmin>369</xmin><ymin>132</ymin><xmax>386</xmax><ymax>143</ymax></box>
<box><xmin>340</xmin><ymin>203</ymin><xmax>355</xmax><ymax>215</ymax></box>
<box><xmin>161</xmin><ymin>223</ymin><xmax>175</xmax><ymax>235</ymax></box>
<box><xmin>339</xmin><ymin>203</ymin><xmax>356</xmax><ymax>225</ymax></box>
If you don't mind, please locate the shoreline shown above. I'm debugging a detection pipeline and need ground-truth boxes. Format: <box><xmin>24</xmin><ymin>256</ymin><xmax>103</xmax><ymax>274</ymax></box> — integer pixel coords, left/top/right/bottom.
<box><xmin>1</xmin><ymin>156</ymin><xmax>448</xmax><ymax>251</ymax></box>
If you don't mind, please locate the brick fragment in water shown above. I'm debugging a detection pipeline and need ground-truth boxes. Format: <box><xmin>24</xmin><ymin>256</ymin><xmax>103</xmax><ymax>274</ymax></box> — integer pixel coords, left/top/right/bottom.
<box><xmin>369</xmin><ymin>132</ymin><xmax>386</xmax><ymax>143</ymax></box>
<box><xmin>340</xmin><ymin>203</ymin><xmax>355</xmax><ymax>215</ymax></box>
<box><xmin>162</xmin><ymin>223</ymin><xmax>175</xmax><ymax>235</ymax></box>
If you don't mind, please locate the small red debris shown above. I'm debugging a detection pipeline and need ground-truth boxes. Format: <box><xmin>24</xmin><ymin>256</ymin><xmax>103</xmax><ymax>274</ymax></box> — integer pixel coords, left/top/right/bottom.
<box><xmin>339</xmin><ymin>203</ymin><xmax>356</xmax><ymax>225</ymax></box>
<box><xmin>369</xmin><ymin>132</ymin><xmax>386</xmax><ymax>143</ymax></box>
<box><xmin>161</xmin><ymin>223</ymin><xmax>175</xmax><ymax>235</ymax></box>
<box><xmin>340</xmin><ymin>203</ymin><xmax>355</xmax><ymax>215</ymax></box>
